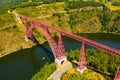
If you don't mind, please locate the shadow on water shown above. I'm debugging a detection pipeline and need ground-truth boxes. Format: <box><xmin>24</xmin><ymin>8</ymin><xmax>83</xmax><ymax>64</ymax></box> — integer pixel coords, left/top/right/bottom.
<box><xmin>37</xmin><ymin>44</ymin><xmax>54</xmax><ymax>61</ymax></box>
<box><xmin>0</xmin><ymin>44</ymin><xmax>54</xmax><ymax>80</ymax></box>
<box><xmin>27</xmin><ymin>44</ymin><xmax>54</xmax><ymax>72</ymax></box>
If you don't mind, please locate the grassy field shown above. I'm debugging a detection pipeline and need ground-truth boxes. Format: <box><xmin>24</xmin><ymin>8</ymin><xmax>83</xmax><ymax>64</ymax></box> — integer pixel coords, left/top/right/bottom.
<box><xmin>0</xmin><ymin>13</ymin><xmax>16</xmax><ymax>28</ymax></box>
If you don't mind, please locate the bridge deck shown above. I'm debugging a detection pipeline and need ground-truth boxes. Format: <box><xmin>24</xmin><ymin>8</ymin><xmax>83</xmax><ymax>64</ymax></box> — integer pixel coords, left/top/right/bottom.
<box><xmin>18</xmin><ymin>14</ymin><xmax>120</xmax><ymax>56</ymax></box>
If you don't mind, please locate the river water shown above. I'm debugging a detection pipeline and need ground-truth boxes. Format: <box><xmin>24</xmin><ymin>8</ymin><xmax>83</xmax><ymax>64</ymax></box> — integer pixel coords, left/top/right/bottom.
<box><xmin>0</xmin><ymin>33</ymin><xmax>120</xmax><ymax>80</ymax></box>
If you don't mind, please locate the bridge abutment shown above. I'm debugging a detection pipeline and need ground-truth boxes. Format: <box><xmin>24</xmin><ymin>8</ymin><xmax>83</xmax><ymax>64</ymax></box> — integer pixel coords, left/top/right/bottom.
<box><xmin>76</xmin><ymin>67</ymin><xmax>87</xmax><ymax>73</ymax></box>
<box><xmin>55</xmin><ymin>56</ymin><xmax>67</xmax><ymax>66</ymax></box>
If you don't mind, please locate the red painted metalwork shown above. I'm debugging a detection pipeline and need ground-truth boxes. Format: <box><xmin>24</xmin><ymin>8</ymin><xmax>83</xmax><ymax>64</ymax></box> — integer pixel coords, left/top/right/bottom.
<box><xmin>41</xmin><ymin>27</ymin><xmax>58</xmax><ymax>59</ymax></box>
<box><xmin>77</xmin><ymin>42</ymin><xmax>86</xmax><ymax>72</ymax></box>
<box><xmin>18</xmin><ymin>14</ymin><xmax>67</xmax><ymax>65</ymax></box>
<box><xmin>17</xmin><ymin>14</ymin><xmax>120</xmax><ymax>72</ymax></box>
<box><xmin>17</xmin><ymin>14</ymin><xmax>120</xmax><ymax>56</ymax></box>
<box><xmin>58</xmin><ymin>32</ymin><xmax>66</xmax><ymax>60</ymax></box>
<box><xmin>114</xmin><ymin>66</ymin><xmax>120</xmax><ymax>80</ymax></box>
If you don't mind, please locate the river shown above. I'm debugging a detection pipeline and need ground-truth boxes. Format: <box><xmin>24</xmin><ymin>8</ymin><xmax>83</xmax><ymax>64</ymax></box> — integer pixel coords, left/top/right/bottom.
<box><xmin>0</xmin><ymin>33</ymin><xmax>120</xmax><ymax>80</ymax></box>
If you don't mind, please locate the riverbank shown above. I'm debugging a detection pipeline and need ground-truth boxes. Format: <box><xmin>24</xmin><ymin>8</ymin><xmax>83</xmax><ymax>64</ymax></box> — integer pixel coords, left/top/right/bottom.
<box><xmin>0</xmin><ymin>29</ymin><xmax>46</xmax><ymax>58</ymax></box>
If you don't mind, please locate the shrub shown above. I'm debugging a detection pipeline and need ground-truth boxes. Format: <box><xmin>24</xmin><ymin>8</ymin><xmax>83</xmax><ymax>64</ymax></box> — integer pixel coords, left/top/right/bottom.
<box><xmin>66</xmin><ymin>1</ymin><xmax>103</xmax><ymax>9</ymax></box>
<box><xmin>31</xmin><ymin>63</ymin><xmax>56</xmax><ymax>80</ymax></box>
<box><xmin>112</xmin><ymin>1</ymin><xmax>120</xmax><ymax>6</ymax></box>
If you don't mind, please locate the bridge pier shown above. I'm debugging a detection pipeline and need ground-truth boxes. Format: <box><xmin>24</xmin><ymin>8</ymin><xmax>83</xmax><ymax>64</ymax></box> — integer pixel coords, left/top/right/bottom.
<box><xmin>55</xmin><ymin>32</ymin><xmax>67</xmax><ymax>66</ymax></box>
<box><xmin>55</xmin><ymin>57</ymin><xmax>67</xmax><ymax>66</ymax></box>
<box><xmin>43</xmin><ymin>28</ymin><xmax>67</xmax><ymax>66</ymax></box>
<box><xmin>76</xmin><ymin>42</ymin><xmax>87</xmax><ymax>73</ymax></box>
<box><xmin>114</xmin><ymin>65</ymin><xmax>120</xmax><ymax>80</ymax></box>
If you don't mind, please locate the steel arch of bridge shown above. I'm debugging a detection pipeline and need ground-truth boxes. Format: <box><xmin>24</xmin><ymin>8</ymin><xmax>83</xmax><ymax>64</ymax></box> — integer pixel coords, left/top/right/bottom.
<box><xmin>16</xmin><ymin>14</ymin><xmax>120</xmax><ymax>80</ymax></box>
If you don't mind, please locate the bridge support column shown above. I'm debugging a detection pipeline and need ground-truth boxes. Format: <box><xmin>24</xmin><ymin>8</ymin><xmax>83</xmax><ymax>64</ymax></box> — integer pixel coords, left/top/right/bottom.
<box><xmin>76</xmin><ymin>42</ymin><xmax>87</xmax><ymax>73</ymax></box>
<box><xmin>38</xmin><ymin>26</ymin><xmax>67</xmax><ymax>66</ymax></box>
<box><xmin>55</xmin><ymin>32</ymin><xmax>67</xmax><ymax>66</ymax></box>
<box><xmin>22</xmin><ymin>21</ymin><xmax>39</xmax><ymax>44</ymax></box>
<box><xmin>114</xmin><ymin>66</ymin><xmax>120</xmax><ymax>80</ymax></box>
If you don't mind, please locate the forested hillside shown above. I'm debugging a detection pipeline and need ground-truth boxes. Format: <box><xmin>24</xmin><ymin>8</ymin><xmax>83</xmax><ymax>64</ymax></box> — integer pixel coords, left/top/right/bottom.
<box><xmin>0</xmin><ymin>0</ymin><xmax>120</xmax><ymax>57</ymax></box>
